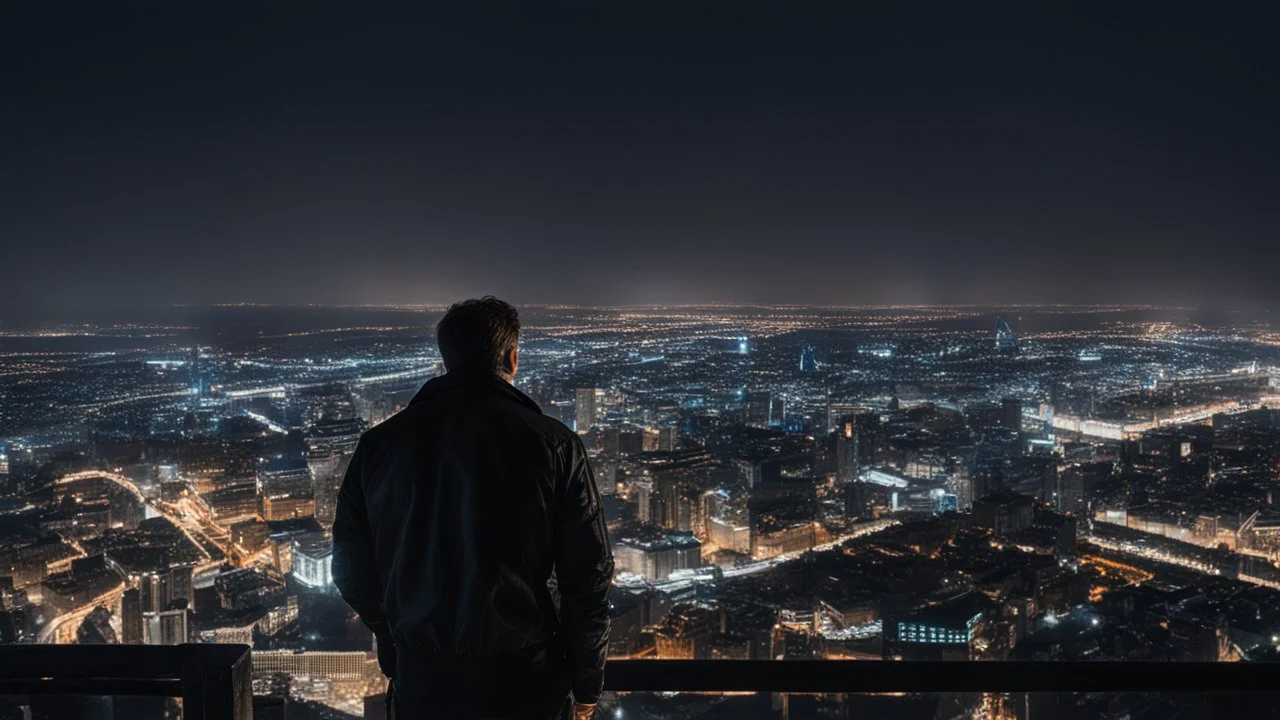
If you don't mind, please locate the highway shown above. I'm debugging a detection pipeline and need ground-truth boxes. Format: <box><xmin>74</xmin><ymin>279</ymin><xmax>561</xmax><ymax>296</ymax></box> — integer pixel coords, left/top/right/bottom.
<box><xmin>621</xmin><ymin>518</ymin><xmax>900</xmax><ymax>593</ymax></box>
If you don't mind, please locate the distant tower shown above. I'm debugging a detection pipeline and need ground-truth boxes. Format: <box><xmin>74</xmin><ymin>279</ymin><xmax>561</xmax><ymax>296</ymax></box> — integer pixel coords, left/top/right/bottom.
<box><xmin>121</xmin><ymin>588</ymin><xmax>144</xmax><ymax>644</ymax></box>
<box><xmin>575</xmin><ymin>388</ymin><xmax>599</xmax><ymax>434</ymax></box>
<box><xmin>738</xmin><ymin>336</ymin><xmax>749</xmax><ymax>354</ymax></box>
<box><xmin>188</xmin><ymin>346</ymin><xmax>202</xmax><ymax>411</ymax></box>
<box><xmin>995</xmin><ymin>318</ymin><xmax>1017</xmax><ymax>352</ymax></box>
<box><xmin>799</xmin><ymin>345</ymin><xmax>817</xmax><ymax>372</ymax></box>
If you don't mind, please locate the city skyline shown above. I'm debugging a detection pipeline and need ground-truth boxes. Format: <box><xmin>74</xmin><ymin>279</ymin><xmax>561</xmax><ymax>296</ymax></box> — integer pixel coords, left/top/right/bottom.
<box><xmin>4</xmin><ymin>5</ymin><xmax>1280</xmax><ymax>309</ymax></box>
<box><xmin>4</xmin><ymin>303</ymin><xmax>1280</xmax><ymax>716</ymax></box>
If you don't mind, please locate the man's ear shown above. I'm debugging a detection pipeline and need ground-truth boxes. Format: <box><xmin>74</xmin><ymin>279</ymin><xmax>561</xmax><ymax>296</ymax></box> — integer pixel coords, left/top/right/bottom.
<box><xmin>506</xmin><ymin>346</ymin><xmax>519</xmax><ymax>375</ymax></box>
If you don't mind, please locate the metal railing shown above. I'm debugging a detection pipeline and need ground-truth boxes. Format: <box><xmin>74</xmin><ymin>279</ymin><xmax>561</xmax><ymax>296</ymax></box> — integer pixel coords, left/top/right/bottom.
<box><xmin>0</xmin><ymin>644</ymin><xmax>252</xmax><ymax>720</ymax></box>
<box><xmin>603</xmin><ymin>659</ymin><xmax>1280</xmax><ymax>694</ymax></box>
<box><xmin>2</xmin><ymin>647</ymin><xmax>1276</xmax><ymax>720</ymax></box>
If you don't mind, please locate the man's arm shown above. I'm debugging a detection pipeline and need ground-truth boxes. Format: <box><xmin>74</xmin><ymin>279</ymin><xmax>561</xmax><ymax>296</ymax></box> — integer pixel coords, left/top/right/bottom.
<box><xmin>332</xmin><ymin>440</ymin><xmax>391</xmax><ymax>638</ymax></box>
<box><xmin>555</xmin><ymin>435</ymin><xmax>615</xmax><ymax>706</ymax></box>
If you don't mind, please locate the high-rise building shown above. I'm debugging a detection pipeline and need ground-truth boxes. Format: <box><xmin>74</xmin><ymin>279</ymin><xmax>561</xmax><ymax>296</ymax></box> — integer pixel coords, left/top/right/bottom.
<box><xmin>658</xmin><ymin>426</ymin><xmax>679</xmax><ymax>453</ymax></box>
<box><xmin>1047</xmin><ymin>465</ymin><xmax>1086</xmax><ymax>515</ymax></box>
<box><xmin>995</xmin><ymin>318</ymin><xmax>1017</xmax><ymax>351</ymax></box>
<box><xmin>799</xmin><ymin>345</ymin><xmax>817</xmax><ymax>372</ymax></box>
<box><xmin>139</xmin><ymin>566</ymin><xmax>194</xmax><ymax>613</ymax></box>
<box><xmin>121</xmin><ymin>587</ymin><xmax>143</xmax><ymax>644</ymax></box>
<box><xmin>292</xmin><ymin>532</ymin><xmax>334</xmax><ymax>589</ymax></box>
<box><xmin>143</xmin><ymin>606</ymin><xmax>189</xmax><ymax>645</ymax></box>
<box><xmin>258</xmin><ymin>459</ymin><xmax>315</xmax><ymax>521</ymax></box>
<box><xmin>306</xmin><ymin>417</ymin><xmax>366</xmax><ymax>527</ymax></box>
<box><xmin>768</xmin><ymin>396</ymin><xmax>786</xmax><ymax>428</ymax></box>
<box><xmin>575</xmin><ymin>388</ymin><xmax>600</xmax><ymax>434</ymax></box>
<box><xmin>834</xmin><ymin>416</ymin><xmax>859</xmax><ymax>485</ymax></box>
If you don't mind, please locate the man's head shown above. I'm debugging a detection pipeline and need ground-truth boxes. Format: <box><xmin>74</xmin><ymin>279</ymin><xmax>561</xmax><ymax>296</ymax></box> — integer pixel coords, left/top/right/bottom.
<box><xmin>435</xmin><ymin>296</ymin><xmax>521</xmax><ymax>380</ymax></box>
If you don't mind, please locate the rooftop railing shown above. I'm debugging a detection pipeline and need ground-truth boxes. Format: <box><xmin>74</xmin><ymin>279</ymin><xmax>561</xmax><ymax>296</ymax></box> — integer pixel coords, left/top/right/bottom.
<box><xmin>1</xmin><ymin>646</ymin><xmax>1278</xmax><ymax>719</ymax></box>
<box><xmin>0</xmin><ymin>643</ymin><xmax>252</xmax><ymax>720</ymax></box>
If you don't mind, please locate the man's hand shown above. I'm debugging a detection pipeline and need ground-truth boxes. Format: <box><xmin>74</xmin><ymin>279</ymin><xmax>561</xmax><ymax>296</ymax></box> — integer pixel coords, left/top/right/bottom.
<box><xmin>572</xmin><ymin>702</ymin><xmax>597</xmax><ymax>720</ymax></box>
<box><xmin>375</xmin><ymin>633</ymin><xmax>397</xmax><ymax>678</ymax></box>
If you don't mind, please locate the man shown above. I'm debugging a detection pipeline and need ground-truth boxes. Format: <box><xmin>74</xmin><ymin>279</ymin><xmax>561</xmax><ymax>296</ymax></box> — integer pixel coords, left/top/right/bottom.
<box><xmin>334</xmin><ymin>297</ymin><xmax>613</xmax><ymax>719</ymax></box>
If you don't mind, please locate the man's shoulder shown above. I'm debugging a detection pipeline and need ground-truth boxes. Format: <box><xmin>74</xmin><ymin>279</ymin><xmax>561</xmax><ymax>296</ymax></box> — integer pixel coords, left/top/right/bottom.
<box><xmin>528</xmin><ymin>412</ymin><xmax>578</xmax><ymax>449</ymax></box>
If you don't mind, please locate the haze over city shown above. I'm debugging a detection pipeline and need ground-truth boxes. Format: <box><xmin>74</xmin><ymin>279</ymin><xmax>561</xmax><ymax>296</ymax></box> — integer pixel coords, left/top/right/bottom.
<box><xmin>4</xmin><ymin>4</ymin><xmax>1279</xmax><ymax>309</ymax></box>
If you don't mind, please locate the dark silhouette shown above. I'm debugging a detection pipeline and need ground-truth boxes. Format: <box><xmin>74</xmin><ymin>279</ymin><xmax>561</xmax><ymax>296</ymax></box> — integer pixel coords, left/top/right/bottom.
<box><xmin>334</xmin><ymin>297</ymin><xmax>614</xmax><ymax>719</ymax></box>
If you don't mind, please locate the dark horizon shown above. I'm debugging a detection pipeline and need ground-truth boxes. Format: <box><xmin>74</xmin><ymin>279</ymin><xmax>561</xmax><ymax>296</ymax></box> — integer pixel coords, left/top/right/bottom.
<box><xmin>4</xmin><ymin>3</ymin><xmax>1279</xmax><ymax>309</ymax></box>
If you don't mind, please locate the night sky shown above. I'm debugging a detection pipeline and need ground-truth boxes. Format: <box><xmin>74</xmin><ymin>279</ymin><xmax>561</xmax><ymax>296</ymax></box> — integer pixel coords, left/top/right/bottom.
<box><xmin>3</xmin><ymin>3</ymin><xmax>1278</xmax><ymax>309</ymax></box>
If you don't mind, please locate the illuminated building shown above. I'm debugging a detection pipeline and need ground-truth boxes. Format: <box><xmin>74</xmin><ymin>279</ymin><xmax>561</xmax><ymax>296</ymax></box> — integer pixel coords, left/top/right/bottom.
<box><xmin>613</xmin><ymin>531</ymin><xmax>701</xmax><ymax>581</ymax></box>
<box><xmin>305</xmin><ymin>417</ymin><xmax>365</xmax><ymax>527</ymax></box>
<box><xmin>799</xmin><ymin>344</ymin><xmax>817</xmax><ymax>372</ymax></box>
<box><xmin>654</xmin><ymin>604</ymin><xmax>719</xmax><ymax>659</ymax></box>
<box><xmin>884</xmin><ymin>596</ymin><xmax>987</xmax><ymax>661</ymax></box>
<box><xmin>575</xmin><ymin>388</ymin><xmax>600</xmax><ymax>434</ymax></box>
<box><xmin>121</xmin><ymin>587</ymin><xmax>143</xmax><ymax>644</ymax></box>
<box><xmin>258</xmin><ymin>459</ymin><xmax>315</xmax><ymax>521</ymax></box>
<box><xmin>750</xmin><ymin>520</ymin><xmax>829</xmax><ymax>560</ymax></box>
<box><xmin>291</xmin><ymin>532</ymin><xmax>334</xmax><ymax>589</ymax></box>
<box><xmin>1046</xmin><ymin>465</ymin><xmax>1086</xmax><ymax>515</ymax></box>
<box><xmin>139</xmin><ymin>566</ymin><xmax>195</xmax><ymax>613</ymax></box>
<box><xmin>995</xmin><ymin>318</ymin><xmax>1017</xmax><ymax>351</ymax></box>
<box><xmin>215</xmin><ymin>568</ymin><xmax>285</xmax><ymax>610</ymax></box>
<box><xmin>835</xmin><ymin>416</ymin><xmax>859</xmax><ymax>485</ymax></box>
<box><xmin>707</xmin><ymin>516</ymin><xmax>750</xmax><ymax>554</ymax></box>
<box><xmin>658</xmin><ymin>426</ymin><xmax>679</xmax><ymax>452</ymax></box>
<box><xmin>202</xmin><ymin>483</ymin><xmax>260</xmax><ymax>523</ymax></box>
<box><xmin>230</xmin><ymin>518</ymin><xmax>270</xmax><ymax>555</ymax></box>
<box><xmin>143</xmin><ymin>606</ymin><xmax>189</xmax><ymax>645</ymax></box>
<box><xmin>261</xmin><ymin>494</ymin><xmax>315</xmax><ymax>522</ymax></box>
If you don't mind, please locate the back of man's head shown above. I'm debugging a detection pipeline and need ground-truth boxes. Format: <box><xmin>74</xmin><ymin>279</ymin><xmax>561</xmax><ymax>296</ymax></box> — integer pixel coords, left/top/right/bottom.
<box><xmin>436</xmin><ymin>296</ymin><xmax>520</xmax><ymax>376</ymax></box>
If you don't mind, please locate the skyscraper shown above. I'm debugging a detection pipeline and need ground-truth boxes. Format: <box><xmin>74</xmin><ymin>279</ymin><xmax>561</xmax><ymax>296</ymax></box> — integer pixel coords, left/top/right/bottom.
<box><xmin>143</xmin><ymin>606</ymin><xmax>188</xmax><ymax>645</ymax></box>
<box><xmin>799</xmin><ymin>345</ymin><xmax>817</xmax><ymax>372</ymax></box>
<box><xmin>835</xmin><ymin>417</ymin><xmax>859</xmax><ymax>485</ymax></box>
<box><xmin>995</xmin><ymin>318</ymin><xmax>1017</xmax><ymax>351</ymax></box>
<box><xmin>121</xmin><ymin>587</ymin><xmax>143</xmax><ymax>644</ymax></box>
<box><xmin>140</xmin><ymin>566</ymin><xmax>194</xmax><ymax>613</ymax></box>
<box><xmin>575</xmin><ymin>388</ymin><xmax>600</xmax><ymax>434</ymax></box>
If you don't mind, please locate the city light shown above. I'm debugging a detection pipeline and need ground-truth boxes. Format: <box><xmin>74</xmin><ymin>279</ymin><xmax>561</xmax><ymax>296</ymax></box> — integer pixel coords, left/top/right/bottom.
<box><xmin>3</xmin><ymin>304</ymin><xmax>1279</xmax><ymax>713</ymax></box>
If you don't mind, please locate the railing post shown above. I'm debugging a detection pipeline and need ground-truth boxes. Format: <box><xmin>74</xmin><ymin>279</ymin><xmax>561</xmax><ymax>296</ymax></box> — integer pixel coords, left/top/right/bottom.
<box><xmin>179</xmin><ymin>644</ymin><xmax>253</xmax><ymax>720</ymax></box>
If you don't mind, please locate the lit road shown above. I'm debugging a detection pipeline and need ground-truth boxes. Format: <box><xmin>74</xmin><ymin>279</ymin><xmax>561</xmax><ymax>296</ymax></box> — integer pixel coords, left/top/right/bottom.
<box><xmin>37</xmin><ymin>584</ymin><xmax>125</xmax><ymax>644</ymax></box>
<box><xmin>59</xmin><ymin>470</ymin><xmax>221</xmax><ymax>562</ymax></box>
<box><xmin>623</xmin><ymin>518</ymin><xmax>900</xmax><ymax>593</ymax></box>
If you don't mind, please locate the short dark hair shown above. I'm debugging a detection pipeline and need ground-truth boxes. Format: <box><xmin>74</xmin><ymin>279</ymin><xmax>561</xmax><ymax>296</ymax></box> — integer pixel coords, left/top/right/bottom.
<box><xmin>435</xmin><ymin>296</ymin><xmax>521</xmax><ymax>374</ymax></box>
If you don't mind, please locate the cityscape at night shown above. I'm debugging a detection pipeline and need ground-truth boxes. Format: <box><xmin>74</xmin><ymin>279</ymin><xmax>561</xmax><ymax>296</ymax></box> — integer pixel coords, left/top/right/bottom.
<box><xmin>6</xmin><ymin>1</ymin><xmax>1280</xmax><ymax>717</ymax></box>
<box><xmin>3</xmin><ymin>304</ymin><xmax>1280</xmax><ymax>717</ymax></box>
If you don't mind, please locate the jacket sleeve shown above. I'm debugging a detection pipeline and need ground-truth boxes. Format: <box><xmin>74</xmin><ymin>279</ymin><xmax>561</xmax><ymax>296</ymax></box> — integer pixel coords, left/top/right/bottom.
<box><xmin>332</xmin><ymin>439</ymin><xmax>391</xmax><ymax>637</ymax></box>
<box><xmin>554</xmin><ymin>435</ymin><xmax>615</xmax><ymax>704</ymax></box>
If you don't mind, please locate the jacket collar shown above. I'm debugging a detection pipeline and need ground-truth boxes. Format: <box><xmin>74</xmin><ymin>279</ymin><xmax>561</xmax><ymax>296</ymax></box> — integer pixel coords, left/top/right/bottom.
<box><xmin>409</xmin><ymin>369</ymin><xmax>543</xmax><ymax>414</ymax></box>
